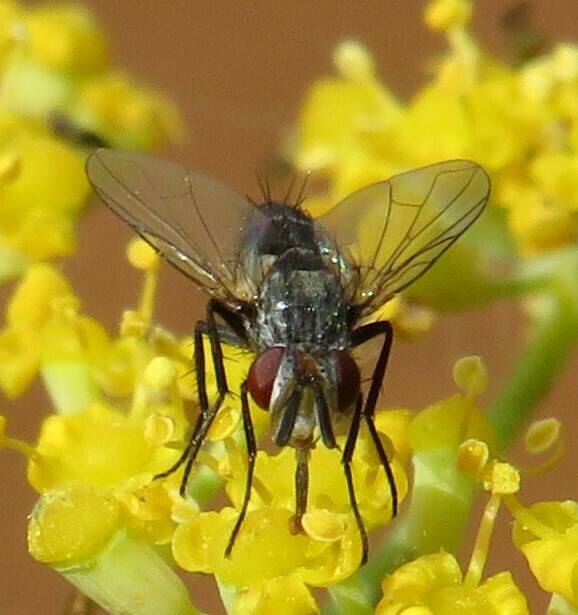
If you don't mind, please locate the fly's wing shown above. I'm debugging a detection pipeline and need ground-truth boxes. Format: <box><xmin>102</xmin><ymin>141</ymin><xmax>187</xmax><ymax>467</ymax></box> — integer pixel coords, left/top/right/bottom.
<box><xmin>86</xmin><ymin>149</ymin><xmax>262</xmax><ymax>306</ymax></box>
<box><xmin>315</xmin><ymin>160</ymin><xmax>490</xmax><ymax>316</ymax></box>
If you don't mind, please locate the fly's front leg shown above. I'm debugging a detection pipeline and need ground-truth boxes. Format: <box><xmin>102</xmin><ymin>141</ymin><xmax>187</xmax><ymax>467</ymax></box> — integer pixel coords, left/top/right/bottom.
<box><xmin>154</xmin><ymin>299</ymin><xmax>231</xmax><ymax>496</ymax></box>
<box><xmin>350</xmin><ymin>320</ymin><xmax>398</xmax><ymax>517</ymax></box>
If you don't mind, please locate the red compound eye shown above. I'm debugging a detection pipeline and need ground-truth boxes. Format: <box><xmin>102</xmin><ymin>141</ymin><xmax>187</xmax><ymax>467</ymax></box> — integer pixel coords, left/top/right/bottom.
<box><xmin>247</xmin><ymin>347</ymin><xmax>285</xmax><ymax>409</ymax></box>
<box><xmin>331</xmin><ymin>350</ymin><xmax>360</xmax><ymax>412</ymax></box>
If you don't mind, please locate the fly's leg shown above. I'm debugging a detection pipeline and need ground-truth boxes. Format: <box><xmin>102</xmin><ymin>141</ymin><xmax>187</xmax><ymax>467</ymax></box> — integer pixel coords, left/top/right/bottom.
<box><xmin>352</xmin><ymin>322</ymin><xmax>393</xmax><ymax>419</ymax></box>
<box><xmin>350</xmin><ymin>320</ymin><xmax>398</xmax><ymax>517</ymax></box>
<box><xmin>342</xmin><ymin>392</ymin><xmax>369</xmax><ymax>564</ymax></box>
<box><xmin>153</xmin><ymin>299</ymin><xmax>231</xmax><ymax>496</ymax></box>
<box><xmin>225</xmin><ymin>380</ymin><xmax>257</xmax><ymax>557</ymax></box>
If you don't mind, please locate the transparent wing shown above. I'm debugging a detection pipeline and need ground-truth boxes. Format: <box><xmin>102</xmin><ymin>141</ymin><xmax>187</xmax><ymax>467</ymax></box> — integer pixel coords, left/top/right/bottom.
<box><xmin>316</xmin><ymin>160</ymin><xmax>490</xmax><ymax>316</ymax></box>
<box><xmin>86</xmin><ymin>149</ymin><xmax>262</xmax><ymax>306</ymax></box>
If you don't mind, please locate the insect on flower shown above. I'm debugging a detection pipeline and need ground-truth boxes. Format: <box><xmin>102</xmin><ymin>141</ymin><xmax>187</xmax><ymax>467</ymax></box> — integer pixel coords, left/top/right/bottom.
<box><xmin>86</xmin><ymin>150</ymin><xmax>490</xmax><ymax>563</ymax></box>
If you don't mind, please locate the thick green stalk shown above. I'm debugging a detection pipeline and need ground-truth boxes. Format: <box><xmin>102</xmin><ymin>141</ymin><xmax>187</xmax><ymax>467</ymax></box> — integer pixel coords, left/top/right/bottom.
<box><xmin>488</xmin><ymin>290</ymin><xmax>578</xmax><ymax>449</ymax></box>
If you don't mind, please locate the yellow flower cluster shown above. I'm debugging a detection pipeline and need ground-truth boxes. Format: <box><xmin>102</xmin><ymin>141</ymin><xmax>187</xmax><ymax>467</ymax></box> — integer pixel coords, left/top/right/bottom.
<box><xmin>296</xmin><ymin>0</ymin><xmax>578</xmax><ymax>261</ymax></box>
<box><xmin>374</xmin><ymin>356</ymin><xmax>577</xmax><ymax>614</ymax></box>
<box><xmin>0</xmin><ymin>240</ymin><xmax>411</xmax><ymax>613</ymax></box>
<box><xmin>172</xmin><ymin>411</ymin><xmax>409</xmax><ymax>611</ymax></box>
<box><xmin>1</xmin><ymin>256</ymin><xmax>571</xmax><ymax>614</ymax></box>
<box><xmin>0</xmin><ymin>1</ymin><xmax>182</xmax><ymax>279</ymax></box>
<box><xmin>2</xmin><ymin>0</ymin><xmax>577</xmax><ymax>613</ymax></box>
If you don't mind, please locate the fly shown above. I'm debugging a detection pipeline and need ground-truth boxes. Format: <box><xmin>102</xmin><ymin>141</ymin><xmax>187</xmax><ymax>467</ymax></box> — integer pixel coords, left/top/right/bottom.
<box><xmin>86</xmin><ymin>150</ymin><xmax>490</xmax><ymax>563</ymax></box>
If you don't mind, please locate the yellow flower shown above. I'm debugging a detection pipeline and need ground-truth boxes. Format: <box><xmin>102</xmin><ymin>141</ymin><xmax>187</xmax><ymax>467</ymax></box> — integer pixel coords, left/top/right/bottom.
<box><xmin>377</xmin><ymin>423</ymin><xmax>529</xmax><ymax>614</ymax></box>
<box><xmin>28</xmin><ymin>402</ymin><xmax>157</xmax><ymax>491</ymax></box>
<box><xmin>296</xmin><ymin>40</ymin><xmax>402</xmax><ymax>198</ymax></box>
<box><xmin>0</xmin><ymin>2</ymin><xmax>183</xmax><ymax>279</ymax></box>
<box><xmin>24</xmin><ymin>4</ymin><xmax>109</xmax><ymax>74</ymax></box>
<box><xmin>294</xmin><ymin>0</ymin><xmax>578</xmax><ymax>308</ymax></box>
<box><xmin>28</xmin><ymin>486</ymin><xmax>199</xmax><ymax>615</ymax></box>
<box><xmin>512</xmin><ymin>500</ymin><xmax>578</xmax><ymax>606</ymax></box>
<box><xmin>172</xmin><ymin>407</ymin><xmax>410</xmax><ymax>605</ymax></box>
<box><xmin>376</xmin><ymin>551</ymin><xmax>529</xmax><ymax>614</ymax></box>
<box><xmin>78</xmin><ymin>72</ymin><xmax>184</xmax><ymax>151</ymax></box>
<box><xmin>0</xmin><ymin>2</ymin><xmax>182</xmax><ymax>150</ymax></box>
<box><xmin>173</xmin><ymin>506</ymin><xmax>359</xmax><ymax>612</ymax></box>
<box><xmin>0</xmin><ymin>262</ymin><xmax>82</xmax><ymax>397</ymax></box>
<box><xmin>0</xmin><ymin>115</ymin><xmax>88</xmax><ymax>273</ymax></box>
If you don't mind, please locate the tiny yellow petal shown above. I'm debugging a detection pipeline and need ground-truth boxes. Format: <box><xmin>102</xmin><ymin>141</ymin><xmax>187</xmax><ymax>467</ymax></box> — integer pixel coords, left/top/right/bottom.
<box><xmin>7</xmin><ymin>263</ymin><xmax>76</xmax><ymax>328</ymax></box>
<box><xmin>28</xmin><ymin>403</ymin><xmax>152</xmax><ymax>491</ymax></box>
<box><xmin>453</xmin><ymin>356</ymin><xmax>487</xmax><ymax>396</ymax></box>
<box><xmin>0</xmin><ymin>326</ymin><xmax>39</xmax><ymax>397</ymax></box>
<box><xmin>457</xmin><ymin>438</ymin><xmax>489</xmax><ymax>478</ymax></box>
<box><xmin>206</xmin><ymin>402</ymin><xmax>240</xmax><ymax>441</ymax></box>
<box><xmin>236</xmin><ymin>576</ymin><xmax>319</xmax><ymax>615</ymax></box>
<box><xmin>172</xmin><ymin>510</ymin><xmax>232</xmax><ymax>574</ymax></box>
<box><xmin>25</xmin><ymin>5</ymin><xmax>109</xmax><ymax>74</ymax></box>
<box><xmin>379</xmin><ymin>551</ymin><xmax>462</xmax><ymax>606</ymax></box>
<box><xmin>551</xmin><ymin>44</ymin><xmax>578</xmax><ymax>82</ymax></box>
<box><xmin>144</xmin><ymin>412</ymin><xmax>175</xmax><ymax>447</ymax></box>
<box><xmin>144</xmin><ymin>356</ymin><xmax>177</xmax><ymax>390</ymax></box>
<box><xmin>513</xmin><ymin>501</ymin><xmax>578</xmax><ymax>604</ymax></box>
<box><xmin>333</xmin><ymin>40</ymin><xmax>375</xmax><ymax>82</ymax></box>
<box><xmin>478</xmin><ymin>571</ymin><xmax>530</xmax><ymax>615</ymax></box>
<box><xmin>301</xmin><ymin>509</ymin><xmax>346</xmax><ymax>543</ymax></box>
<box><xmin>0</xmin><ymin>152</ymin><xmax>21</xmax><ymax>183</ymax></box>
<box><xmin>424</xmin><ymin>0</ymin><xmax>472</xmax><ymax>31</ymax></box>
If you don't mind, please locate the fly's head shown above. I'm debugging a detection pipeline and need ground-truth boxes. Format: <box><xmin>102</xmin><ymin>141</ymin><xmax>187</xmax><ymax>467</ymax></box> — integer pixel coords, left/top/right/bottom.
<box><xmin>246</xmin><ymin>346</ymin><xmax>361</xmax><ymax>449</ymax></box>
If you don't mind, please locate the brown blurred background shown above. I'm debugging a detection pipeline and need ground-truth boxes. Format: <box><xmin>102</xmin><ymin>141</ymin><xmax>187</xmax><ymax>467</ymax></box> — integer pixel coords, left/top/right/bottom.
<box><xmin>2</xmin><ymin>1</ymin><xmax>578</xmax><ymax>613</ymax></box>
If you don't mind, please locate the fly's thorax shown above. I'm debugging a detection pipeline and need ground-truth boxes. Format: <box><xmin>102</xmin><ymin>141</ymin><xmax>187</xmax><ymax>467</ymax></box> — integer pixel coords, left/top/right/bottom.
<box><xmin>248</xmin><ymin>251</ymin><xmax>351</xmax><ymax>350</ymax></box>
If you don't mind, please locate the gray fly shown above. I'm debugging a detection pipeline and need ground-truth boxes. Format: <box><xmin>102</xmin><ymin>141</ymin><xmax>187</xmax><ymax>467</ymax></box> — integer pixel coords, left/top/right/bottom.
<box><xmin>86</xmin><ymin>150</ymin><xmax>490</xmax><ymax>563</ymax></box>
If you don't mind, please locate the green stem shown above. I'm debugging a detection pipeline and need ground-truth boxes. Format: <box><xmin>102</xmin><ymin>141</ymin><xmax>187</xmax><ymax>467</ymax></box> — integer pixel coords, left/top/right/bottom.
<box><xmin>326</xmin><ymin>575</ymin><xmax>374</xmax><ymax>615</ymax></box>
<box><xmin>488</xmin><ymin>290</ymin><xmax>578</xmax><ymax>450</ymax></box>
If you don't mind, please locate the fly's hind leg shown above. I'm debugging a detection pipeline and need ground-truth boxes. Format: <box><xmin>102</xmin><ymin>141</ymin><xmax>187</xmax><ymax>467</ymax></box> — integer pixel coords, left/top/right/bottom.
<box><xmin>341</xmin><ymin>320</ymin><xmax>398</xmax><ymax>565</ymax></box>
<box><xmin>350</xmin><ymin>320</ymin><xmax>398</xmax><ymax>516</ymax></box>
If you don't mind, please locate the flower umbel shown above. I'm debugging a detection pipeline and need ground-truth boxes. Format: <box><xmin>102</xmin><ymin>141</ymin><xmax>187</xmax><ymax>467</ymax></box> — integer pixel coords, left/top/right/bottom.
<box><xmin>3</xmin><ymin>0</ymin><xmax>578</xmax><ymax>613</ymax></box>
<box><xmin>2</xmin><ymin>234</ymin><xmax>409</xmax><ymax>614</ymax></box>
